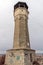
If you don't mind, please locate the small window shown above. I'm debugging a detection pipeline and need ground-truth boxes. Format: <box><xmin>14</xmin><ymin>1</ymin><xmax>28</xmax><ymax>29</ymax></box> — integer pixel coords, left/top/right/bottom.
<box><xmin>25</xmin><ymin>53</ymin><xmax>28</xmax><ymax>56</ymax></box>
<box><xmin>30</xmin><ymin>53</ymin><xmax>32</xmax><ymax>62</ymax></box>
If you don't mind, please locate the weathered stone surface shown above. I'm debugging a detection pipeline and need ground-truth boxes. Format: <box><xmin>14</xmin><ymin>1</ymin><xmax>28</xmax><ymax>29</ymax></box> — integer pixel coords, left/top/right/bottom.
<box><xmin>13</xmin><ymin>7</ymin><xmax>30</xmax><ymax>48</ymax></box>
<box><xmin>5</xmin><ymin>2</ymin><xmax>35</xmax><ymax>65</ymax></box>
<box><xmin>5</xmin><ymin>49</ymin><xmax>35</xmax><ymax>65</ymax></box>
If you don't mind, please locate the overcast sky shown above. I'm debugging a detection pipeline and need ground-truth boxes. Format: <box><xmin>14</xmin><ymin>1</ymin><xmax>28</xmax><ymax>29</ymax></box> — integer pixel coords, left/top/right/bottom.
<box><xmin>0</xmin><ymin>0</ymin><xmax>43</xmax><ymax>51</ymax></box>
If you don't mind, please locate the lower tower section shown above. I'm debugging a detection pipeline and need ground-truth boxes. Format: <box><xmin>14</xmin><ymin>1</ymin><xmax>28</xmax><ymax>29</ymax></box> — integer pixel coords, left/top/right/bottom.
<box><xmin>5</xmin><ymin>49</ymin><xmax>35</xmax><ymax>65</ymax></box>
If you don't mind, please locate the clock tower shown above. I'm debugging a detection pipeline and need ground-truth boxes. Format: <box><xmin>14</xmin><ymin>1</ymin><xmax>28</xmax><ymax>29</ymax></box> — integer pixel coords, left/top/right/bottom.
<box><xmin>5</xmin><ymin>2</ymin><xmax>35</xmax><ymax>65</ymax></box>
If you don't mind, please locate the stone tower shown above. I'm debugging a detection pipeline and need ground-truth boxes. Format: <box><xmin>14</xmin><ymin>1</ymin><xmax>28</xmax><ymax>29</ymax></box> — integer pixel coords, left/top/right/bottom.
<box><xmin>5</xmin><ymin>2</ymin><xmax>35</xmax><ymax>65</ymax></box>
<box><xmin>13</xmin><ymin>2</ymin><xmax>30</xmax><ymax>49</ymax></box>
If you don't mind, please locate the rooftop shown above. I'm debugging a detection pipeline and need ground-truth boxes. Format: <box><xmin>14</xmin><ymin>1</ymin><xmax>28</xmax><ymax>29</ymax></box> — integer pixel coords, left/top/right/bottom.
<box><xmin>14</xmin><ymin>2</ymin><xmax>28</xmax><ymax>11</ymax></box>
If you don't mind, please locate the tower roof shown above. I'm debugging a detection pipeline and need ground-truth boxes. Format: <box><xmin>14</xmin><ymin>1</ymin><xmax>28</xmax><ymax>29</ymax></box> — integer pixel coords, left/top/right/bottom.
<box><xmin>14</xmin><ymin>2</ymin><xmax>28</xmax><ymax>11</ymax></box>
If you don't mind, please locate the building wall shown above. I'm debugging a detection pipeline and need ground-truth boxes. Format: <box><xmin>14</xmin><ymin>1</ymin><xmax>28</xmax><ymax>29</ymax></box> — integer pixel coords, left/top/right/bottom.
<box><xmin>0</xmin><ymin>53</ymin><xmax>43</xmax><ymax>65</ymax></box>
<box><xmin>35</xmin><ymin>54</ymin><xmax>43</xmax><ymax>65</ymax></box>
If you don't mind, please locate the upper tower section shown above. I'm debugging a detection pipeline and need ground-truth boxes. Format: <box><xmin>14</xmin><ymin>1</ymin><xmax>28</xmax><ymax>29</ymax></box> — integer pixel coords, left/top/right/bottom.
<box><xmin>14</xmin><ymin>2</ymin><xmax>29</xmax><ymax>19</ymax></box>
